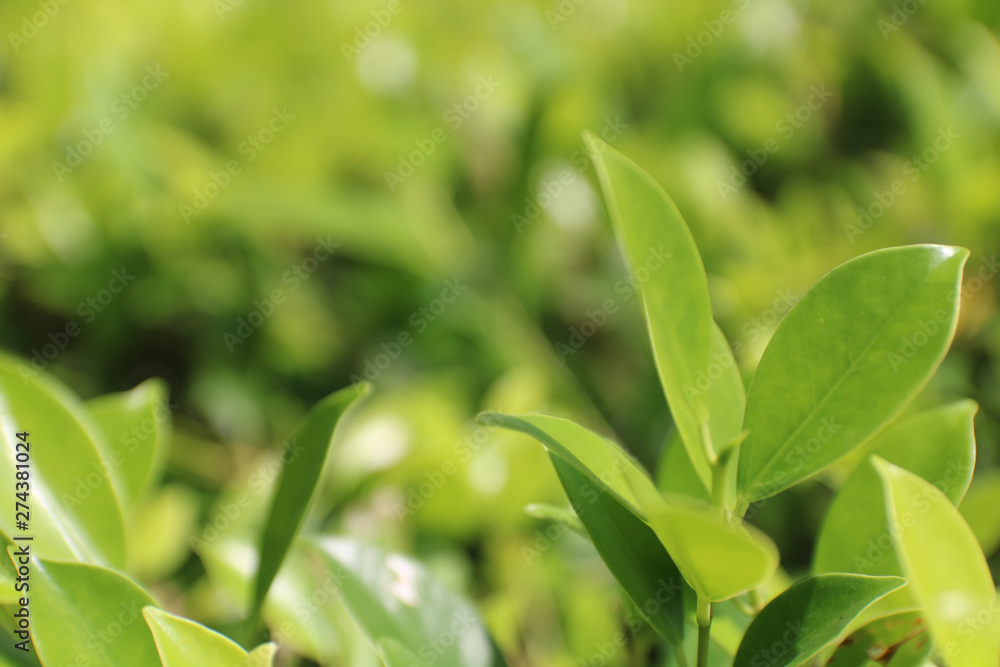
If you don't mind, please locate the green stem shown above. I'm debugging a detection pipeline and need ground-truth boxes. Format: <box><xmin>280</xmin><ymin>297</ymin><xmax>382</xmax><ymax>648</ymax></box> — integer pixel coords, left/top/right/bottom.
<box><xmin>696</xmin><ymin>595</ymin><xmax>712</xmax><ymax>667</ymax></box>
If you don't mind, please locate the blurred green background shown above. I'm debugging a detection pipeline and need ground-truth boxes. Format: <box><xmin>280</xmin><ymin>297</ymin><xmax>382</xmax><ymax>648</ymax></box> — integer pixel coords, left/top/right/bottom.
<box><xmin>2</xmin><ymin>0</ymin><xmax>999</xmax><ymax>664</ymax></box>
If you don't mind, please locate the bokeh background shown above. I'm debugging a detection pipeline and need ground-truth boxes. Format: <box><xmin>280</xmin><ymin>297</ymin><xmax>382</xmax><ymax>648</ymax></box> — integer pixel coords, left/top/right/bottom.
<box><xmin>2</xmin><ymin>0</ymin><xmax>999</xmax><ymax>664</ymax></box>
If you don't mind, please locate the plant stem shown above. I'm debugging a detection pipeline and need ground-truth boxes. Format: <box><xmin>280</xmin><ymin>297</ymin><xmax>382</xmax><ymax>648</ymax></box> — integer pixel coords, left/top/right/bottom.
<box><xmin>696</xmin><ymin>595</ymin><xmax>712</xmax><ymax>667</ymax></box>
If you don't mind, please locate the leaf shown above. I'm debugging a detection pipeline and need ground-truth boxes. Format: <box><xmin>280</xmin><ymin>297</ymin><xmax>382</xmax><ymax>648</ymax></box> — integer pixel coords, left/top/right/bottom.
<box><xmin>635</xmin><ymin>490</ymin><xmax>779</xmax><ymax>602</ymax></box>
<box><xmin>244</xmin><ymin>643</ymin><xmax>277</xmax><ymax>666</ymax></box>
<box><xmin>524</xmin><ymin>503</ymin><xmax>583</xmax><ymax>534</ymax></box>
<box><xmin>738</xmin><ymin>245</ymin><xmax>969</xmax><ymax>502</ymax></box>
<box><xmin>585</xmin><ymin>133</ymin><xmax>716</xmax><ymax>488</ymax></box>
<box><xmin>307</xmin><ymin>537</ymin><xmax>502</xmax><ymax>667</ymax></box>
<box><xmin>826</xmin><ymin>612</ymin><xmax>926</xmax><ymax>667</ymax></box>
<box><xmin>873</xmin><ymin>458</ymin><xmax>1000</xmax><ymax>665</ymax></box>
<box><xmin>85</xmin><ymin>378</ymin><xmax>171</xmax><ymax>510</ymax></box>
<box><xmin>656</xmin><ymin>430</ymin><xmax>711</xmax><ymax>502</ymax></box>
<box><xmin>960</xmin><ymin>469</ymin><xmax>1000</xmax><ymax>557</ymax></box>
<box><xmin>550</xmin><ymin>455</ymin><xmax>686</xmax><ymax>648</ymax></box>
<box><xmin>144</xmin><ymin>607</ymin><xmax>254</xmax><ymax>666</ymax></box>
<box><xmin>814</xmin><ymin>402</ymin><xmax>977</xmax><ymax>614</ymax></box>
<box><xmin>377</xmin><ymin>638</ymin><xmax>422</xmax><ymax>667</ymax></box>
<box><xmin>0</xmin><ymin>353</ymin><xmax>126</xmax><ymax>567</ymax></box>
<box><xmin>25</xmin><ymin>556</ymin><xmax>160</xmax><ymax>665</ymax></box>
<box><xmin>477</xmin><ymin>412</ymin><xmax>659</xmax><ymax>520</ymax></box>
<box><xmin>250</xmin><ymin>383</ymin><xmax>370</xmax><ymax>623</ymax></box>
<box><xmin>733</xmin><ymin>574</ymin><xmax>906</xmax><ymax>667</ymax></box>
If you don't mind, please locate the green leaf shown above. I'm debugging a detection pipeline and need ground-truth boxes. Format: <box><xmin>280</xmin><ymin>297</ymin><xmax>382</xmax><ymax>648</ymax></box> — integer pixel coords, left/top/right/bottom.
<box><xmin>477</xmin><ymin>412</ymin><xmax>659</xmax><ymax>520</ymax></box>
<box><xmin>524</xmin><ymin>503</ymin><xmax>583</xmax><ymax>534</ymax></box>
<box><xmin>144</xmin><ymin>607</ymin><xmax>253</xmax><ymax>666</ymax></box>
<box><xmin>25</xmin><ymin>556</ymin><xmax>160</xmax><ymax>665</ymax></box>
<box><xmin>307</xmin><ymin>537</ymin><xmax>503</xmax><ymax>667</ymax></box>
<box><xmin>551</xmin><ymin>455</ymin><xmax>686</xmax><ymax>648</ymax></box>
<box><xmin>377</xmin><ymin>638</ymin><xmax>422</xmax><ymax>667</ymax></box>
<box><xmin>656</xmin><ymin>430</ymin><xmax>711</xmax><ymax>502</ymax></box>
<box><xmin>960</xmin><ymin>469</ymin><xmax>1000</xmax><ymax>558</ymax></box>
<box><xmin>636</xmin><ymin>491</ymin><xmax>778</xmax><ymax>602</ymax></box>
<box><xmin>814</xmin><ymin>401</ymin><xmax>977</xmax><ymax>614</ymax></box>
<box><xmin>873</xmin><ymin>458</ymin><xmax>1000</xmax><ymax>665</ymax></box>
<box><xmin>250</xmin><ymin>383</ymin><xmax>370</xmax><ymax>623</ymax></box>
<box><xmin>739</xmin><ymin>245</ymin><xmax>969</xmax><ymax>503</ymax></box>
<box><xmin>733</xmin><ymin>574</ymin><xmax>906</xmax><ymax>667</ymax></box>
<box><xmin>244</xmin><ymin>643</ymin><xmax>277</xmax><ymax>666</ymax></box>
<box><xmin>85</xmin><ymin>378</ymin><xmax>171</xmax><ymax>511</ymax></box>
<box><xmin>825</xmin><ymin>612</ymin><xmax>926</xmax><ymax>667</ymax></box>
<box><xmin>0</xmin><ymin>353</ymin><xmax>126</xmax><ymax>567</ymax></box>
<box><xmin>584</xmin><ymin>133</ymin><xmax>716</xmax><ymax>488</ymax></box>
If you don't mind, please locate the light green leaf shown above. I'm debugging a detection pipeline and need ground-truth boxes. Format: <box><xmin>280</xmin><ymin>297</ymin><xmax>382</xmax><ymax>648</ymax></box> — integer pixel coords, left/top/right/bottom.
<box><xmin>733</xmin><ymin>574</ymin><xmax>906</xmax><ymax>667</ymax></box>
<box><xmin>551</xmin><ymin>456</ymin><xmax>686</xmax><ymax>648</ymax></box>
<box><xmin>739</xmin><ymin>245</ymin><xmax>969</xmax><ymax>502</ymax></box>
<box><xmin>0</xmin><ymin>354</ymin><xmax>126</xmax><ymax>568</ymax></box>
<box><xmin>85</xmin><ymin>378</ymin><xmax>171</xmax><ymax>511</ymax></box>
<box><xmin>585</xmin><ymin>133</ymin><xmax>716</xmax><ymax>488</ymax></box>
<box><xmin>26</xmin><ymin>556</ymin><xmax>160</xmax><ymax>665</ymax></box>
<box><xmin>307</xmin><ymin>537</ymin><xmax>502</xmax><ymax>667</ymax></box>
<box><xmin>636</xmin><ymin>491</ymin><xmax>778</xmax><ymax>602</ymax></box>
<box><xmin>477</xmin><ymin>412</ymin><xmax>659</xmax><ymax>520</ymax></box>
<box><xmin>874</xmin><ymin>458</ymin><xmax>1000</xmax><ymax>665</ymax></box>
<box><xmin>244</xmin><ymin>642</ymin><xmax>277</xmax><ymax>666</ymax></box>
<box><xmin>251</xmin><ymin>383</ymin><xmax>370</xmax><ymax>624</ymax></box>
<box><xmin>814</xmin><ymin>401</ymin><xmax>977</xmax><ymax>616</ymax></box>
<box><xmin>960</xmin><ymin>469</ymin><xmax>1000</xmax><ymax>558</ymax></box>
<box><xmin>144</xmin><ymin>607</ymin><xmax>257</xmax><ymax>666</ymax></box>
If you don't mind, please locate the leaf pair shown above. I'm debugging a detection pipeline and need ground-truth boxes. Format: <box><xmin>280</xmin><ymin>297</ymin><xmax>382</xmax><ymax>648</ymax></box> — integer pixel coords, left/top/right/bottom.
<box><xmin>585</xmin><ymin>135</ymin><xmax>969</xmax><ymax>508</ymax></box>
<box><xmin>479</xmin><ymin>412</ymin><xmax>778</xmax><ymax>648</ymax></box>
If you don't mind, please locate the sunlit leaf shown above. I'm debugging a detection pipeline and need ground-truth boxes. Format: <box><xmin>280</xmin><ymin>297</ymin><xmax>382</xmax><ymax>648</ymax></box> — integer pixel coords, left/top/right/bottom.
<box><xmin>733</xmin><ymin>574</ymin><xmax>905</xmax><ymax>667</ymax></box>
<box><xmin>479</xmin><ymin>412</ymin><xmax>659</xmax><ymax>519</ymax></box>
<box><xmin>144</xmin><ymin>607</ymin><xmax>256</xmax><ymax>666</ymax></box>
<box><xmin>585</xmin><ymin>134</ymin><xmax>716</xmax><ymax>488</ymax></box>
<box><xmin>874</xmin><ymin>458</ymin><xmax>1000</xmax><ymax>665</ymax></box>
<box><xmin>26</xmin><ymin>556</ymin><xmax>160</xmax><ymax>665</ymax></box>
<box><xmin>85</xmin><ymin>378</ymin><xmax>171</xmax><ymax>510</ymax></box>
<box><xmin>814</xmin><ymin>401</ymin><xmax>977</xmax><ymax>619</ymax></box>
<box><xmin>739</xmin><ymin>245</ymin><xmax>968</xmax><ymax>502</ymax></box>
<box><xmin>551</xmin><ymin>456</ymin><xmax>686</xmax><ymax>648</ymax></box>
<box><xmin>250</xmin><ymin>383</ymin><xmax>370</xmax><ymax>624</ymax></box>
<box><xmin>0</xmin><ymin>354</ymin><xmax>126</xmax><ymax>567</ymax></box>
